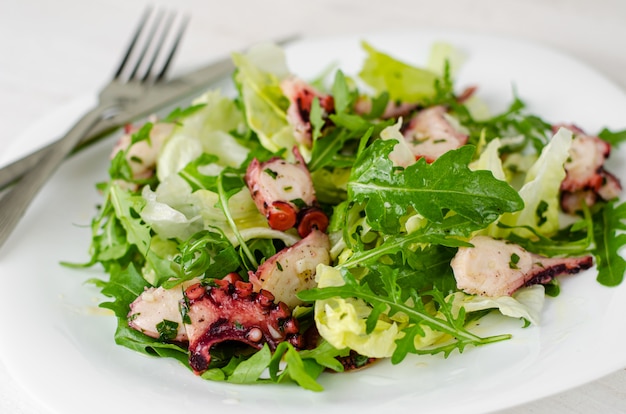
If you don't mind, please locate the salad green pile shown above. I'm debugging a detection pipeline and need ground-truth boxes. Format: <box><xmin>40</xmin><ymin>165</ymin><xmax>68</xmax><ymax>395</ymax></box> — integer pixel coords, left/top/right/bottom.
<box><xmin>74</xmin><ymin>40</ymin><xmax>626</xmax><ymax>391</ymax></box>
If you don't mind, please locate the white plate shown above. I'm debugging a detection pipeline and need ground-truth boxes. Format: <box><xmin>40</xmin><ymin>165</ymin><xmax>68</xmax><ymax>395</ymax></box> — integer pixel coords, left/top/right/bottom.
<box><xmin>1</xmin><ymin>29</ymin><xmax>626</xmax><ymax>414</ymax></box>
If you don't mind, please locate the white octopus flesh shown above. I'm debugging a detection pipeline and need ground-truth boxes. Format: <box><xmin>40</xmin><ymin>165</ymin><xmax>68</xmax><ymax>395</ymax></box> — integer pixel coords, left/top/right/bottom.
<box><xmin>451</xmin><ymin>235</ymin><xmax>593</xmax><ymax>297</ymax></box>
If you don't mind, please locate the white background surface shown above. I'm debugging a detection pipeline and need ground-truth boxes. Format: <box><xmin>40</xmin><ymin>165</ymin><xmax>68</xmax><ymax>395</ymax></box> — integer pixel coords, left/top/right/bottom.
<box><xmin>1</xmin><ymin>0</ymin><xmax>626</xmax><ymax>412</ymax></box>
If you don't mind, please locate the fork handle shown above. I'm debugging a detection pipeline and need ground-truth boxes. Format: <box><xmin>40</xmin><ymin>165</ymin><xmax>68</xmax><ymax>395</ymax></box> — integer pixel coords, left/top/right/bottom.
<box><xmin>0</xmin><ymin>105</ymin><xmax>112</xmax><ymax>251</ymax></box>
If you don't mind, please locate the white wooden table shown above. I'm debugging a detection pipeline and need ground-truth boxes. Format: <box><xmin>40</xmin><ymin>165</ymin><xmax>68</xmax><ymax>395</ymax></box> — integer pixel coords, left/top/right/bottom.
<box><xmin>1</xmin><ymin>0</ymin><xmax>625</xmax><ymax>412</ymax></box>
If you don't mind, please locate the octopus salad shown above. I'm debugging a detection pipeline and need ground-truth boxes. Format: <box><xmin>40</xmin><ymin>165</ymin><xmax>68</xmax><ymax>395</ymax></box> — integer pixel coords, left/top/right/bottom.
<box><xmin>80</xmin><ymin>40</ymin><xmax>626</xmax><ymax>390</ymax></box>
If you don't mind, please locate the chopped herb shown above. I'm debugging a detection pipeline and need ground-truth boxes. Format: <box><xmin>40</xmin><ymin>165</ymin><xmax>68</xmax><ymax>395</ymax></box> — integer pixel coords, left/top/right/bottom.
<box><xmin>264</xmin><ymin>168</ymin><xmax>278</xmax><ymax>179</ymax></box>
<box><xmin>290</xmin><ymin>198</ymin><xmax>307</xmax><ymax>209</ymax></box>
<box><xmin>509</xmin><ymin>253</ymin><xmax>521</xmax><ymax>269</ymax></box>
<box><xmin>156</xmin><ymin>320</ymin><xmax>180</xmax><ymax>342</ymax></box>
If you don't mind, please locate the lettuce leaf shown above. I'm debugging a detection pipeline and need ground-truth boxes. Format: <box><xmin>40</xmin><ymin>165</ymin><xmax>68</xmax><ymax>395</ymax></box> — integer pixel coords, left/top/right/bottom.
<box><xmin>232</xmin><ymin>43</ymin><xmax>296</xmax><ymax>153</ymax></box>
<box><xmin>592</xmin><ymin>200</ymin><xmax>626</xmax><ymax>286</ymax></box>
<box><xmin>496</xmin><ymin>127</ymin><xmax>572</xmax><ymax>237</ymax></box>
<box><xmin>359</xmin><ymin>41</ymin><xmax>438</xmax><ymax>103</ymax></box>
<box><xmin>157</xmin><ymin>90</ymin><xmax>246</xmax><ymax>182</ymax></box>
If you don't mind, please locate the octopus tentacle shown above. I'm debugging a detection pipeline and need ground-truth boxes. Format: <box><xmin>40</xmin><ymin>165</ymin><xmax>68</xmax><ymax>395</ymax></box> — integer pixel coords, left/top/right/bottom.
<box><xmin>183</xmin><ymin>279</ymin><xmax>303</xmax><ymax>374</ymax></box>
<box><xmin>451</xmin><ymin>235</ymin><xmax>593</xmax><ymax>297</ymax></box>
<box><xmin>245</xmin><ymin>146</ymin><xmax>328</xmax><ymax>236</ymax></box>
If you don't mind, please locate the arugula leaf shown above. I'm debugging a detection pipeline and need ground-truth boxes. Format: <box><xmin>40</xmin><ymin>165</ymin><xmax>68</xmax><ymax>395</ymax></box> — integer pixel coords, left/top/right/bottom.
<box><xmin>269</xmin><ymin>342</ymin><xmax>325</xmax><ymax>391</ymax></box>
<box><xmin>226</xmin><ymin>345</ymin><xmax>272</xmax><ymax>384</ymax></box>
<box><xmin>348</xmin><ymin>139</ymin><xmax>524</xmax><ymax>233</ymax></box>
<box><xmin>166</xmin><ymin>229</ymin><xmax>241</xmax><ymax>288</ymax></box>
<box><xmin>598</xmin><ymin>127</ymin><xmax>626</xmax><ymax>147</ymax></box>
<box><xmin>177</xmin><ymin>153</ymin><xmax>220</xmax><ymax>192</ymax></box>
<box><xmin>592</xmin><ymin>201</ymin><xmax>626</xmax><ymax>286</ymax></box>
<box><xmin>331</xmin><ymin>70</ymin><xmax>356</xmax><ymax>114</ymax></box>
<box><xmin>162</xmin><ymin>103</ymin><xmax>208</xmax><ymax>125</ymax></box>
<box><xmin>113</xmin><ymin>321</ymin><xmax>189</xmax><ymax>364</ymax></box>
<box><xmin>196</xmin><ymin>341</ymin><xmax>342</xmax><ymax>391</ymax></box>
<box><xmin>99</xmin><ymin>263</ymin><xmax>148</xmax><ymax>317</ymax></box>
<box><xmin>108</xmin><ymin>184</ymin><xmax>152</xmax><ymax>256</ymax></box>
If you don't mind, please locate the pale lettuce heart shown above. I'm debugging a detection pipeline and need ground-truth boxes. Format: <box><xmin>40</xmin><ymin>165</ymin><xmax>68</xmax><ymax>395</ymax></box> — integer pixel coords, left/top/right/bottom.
<box><xmin>157</xmin><ymin>89</ymin><xmax>246</xmax><ymax>181</ymax></box>
<box><xmin>469</xmin><ymin>138</ymin><xmax>506</xmax><ymax>181</ymax></box>
<box><xmin>232</xmin><ymin>43</ymin><xmax>296</xmax><ymax>153</ymax></box>
<box><xmin>497</xmin><ymin>127</ymin><xmax>573</xmax><ymax>236</ymax></box>
<box><xmin>313</xmin><ymin>264</ymin><xmax>400</xmax><ymax>358</ymax></box>
<box><xmin>380</xmin><ymin>118</ymin><xmax>415</xmax><ymax>168</ymax></box>
<box><xmin>157</xmin><ymin>133</ymin><xmax>204</xmax><ymax>182</ymax></box>
<box><xmin>140</xmin><ymin>185</ymin><xmax>202</xmax><ymax>241</ymax></box>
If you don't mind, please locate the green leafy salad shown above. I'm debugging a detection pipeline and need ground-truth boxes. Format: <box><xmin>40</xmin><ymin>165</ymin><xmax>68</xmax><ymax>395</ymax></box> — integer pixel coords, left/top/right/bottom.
<box><xmin>76</xmin><ymin>40</ymin><xmax>626</xmax><ymax>391</ymax></box>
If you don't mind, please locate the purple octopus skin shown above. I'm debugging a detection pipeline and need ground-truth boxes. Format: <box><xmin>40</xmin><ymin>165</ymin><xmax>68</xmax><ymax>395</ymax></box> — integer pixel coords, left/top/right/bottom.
<box><xmin>182</xmin><ymin>277</ymin><xmax>303</xmax><ymax>374</ymax></box>
<box><xmin>451</xmin><ymin>236</ymin><xmax>593</xmax><ymax>297</ymax></box>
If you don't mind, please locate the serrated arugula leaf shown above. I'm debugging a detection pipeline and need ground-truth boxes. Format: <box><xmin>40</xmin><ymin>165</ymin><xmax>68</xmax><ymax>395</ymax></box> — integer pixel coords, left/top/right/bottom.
<box><xmin>108</xmin><ymin>183</ymin><xmax>152</xmax><ymax>256</ymax></box>
<box><xmin>592</xmin><ymin>200</ymin><xmax>626</xmax><ymax>286</ymax></box>
<box><xmin>163</xmin><ymin>103</ymin><xmax>208</xmax><ymax>125</ymax></box>
<box><xmin>166</xmin><ymin>229</ymin><xmax>241</xmax><ymax>288</ymax></box>
<box><xmin>99</xmin><ymin>263</ymin><xmax>148</xmax><ymax>317</ymax></box>
<box><xmin>269</xmin><ymin>342</ymin><xmax>325</xmax><ymax>391</ymax></box>
<box><xmin>113</xmin><ymin>319</ymin><xmax>189</xmax><ymax>364</ymax></box>
<box><xmin>226</xmin><ymin>344</ymin><xmax>272</xmax><ymax>384</ymax></box>
<box><xmin>178</xmin><ymin>153</ymin><xmax>220</xmax><ymax>192</ymax></box>
<box><xmin>348</xmin><ymin>140</ymin><xmax>524</xmax><ymax>232</ymax></box>
<box><xmin>198</xmin><ymin>341</ymin><xmax>341</xmax><ymax>391</ymax></box>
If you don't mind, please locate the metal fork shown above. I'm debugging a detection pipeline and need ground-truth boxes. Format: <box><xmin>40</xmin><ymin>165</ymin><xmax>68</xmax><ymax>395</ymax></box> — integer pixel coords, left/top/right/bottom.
<box><xmin>0</xmin><ymin>7</ymin><xmax>188</xmax><ymax>250</ymax></box>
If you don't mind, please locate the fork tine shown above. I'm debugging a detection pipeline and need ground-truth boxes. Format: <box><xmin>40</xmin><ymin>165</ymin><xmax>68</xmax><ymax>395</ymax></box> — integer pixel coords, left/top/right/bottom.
<box><xmin>141</xmin><ymin>11</ymin><xmax>176</xmax><ymax>82</ymax></box>
<box><xmin>127</xmin><ymin>9</ymin><xmax>166</xmax><ymax>81</ymax></box>
<box><xmin>154</xmin><ymin>13</ymin><xmax>190</xmax><ymax>82</ymax></box>
<box><xmin>113</xmin><ymin>6</ymin><xmax>153</xmax><ymax>80</ymax></box>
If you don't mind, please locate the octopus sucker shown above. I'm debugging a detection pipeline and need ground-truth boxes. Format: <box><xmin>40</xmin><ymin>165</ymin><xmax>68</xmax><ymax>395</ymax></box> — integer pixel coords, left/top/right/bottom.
<box><xmin>451</xmin><ymin>235</ymin><xmax>593</xmax><ymax>297</ymax></box>
<box><xmin>297</xmin><ymin>206</ymin><xmax>329</xmax><ymax>238</ymax></box>
<box><xmin>183</xmin><ymin>280</ymin><xmax>303</xmax><ymax>374</ymax></box>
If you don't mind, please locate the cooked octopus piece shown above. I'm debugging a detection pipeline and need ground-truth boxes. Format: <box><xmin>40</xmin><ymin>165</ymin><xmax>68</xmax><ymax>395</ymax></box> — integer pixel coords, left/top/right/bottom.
<box><xmin>250</xmin><ymin>229</ymin><xmax>331</xmax><ymax>308</ymax></box>
<box><xmin>402</xmin><ymin>105</ymin><xmax>468</xmax><ymax>163</ymax></box>
<box><xmin>183</xmin><ymin>279</ymin><xmax>303</xmax><ymax>374</ymax></box>
<box><xmin>280</xmin><ymin>76</ymin><xmax>335</xmax><ymax>147</ymax></box>
<box><xmin>556</xmin><ymin>124</ymin><xmax>622</xmax><ymax>213</ymax></box>
<box><xmin>451</xmin><ymin>235</ymin><xmax>593</xmax><ymax>297</ymax></box>
<box><xmin>127</xmin><ymin>279</ymin><xmax>199</xmax><ymax>342</ymax></box>
<box><xmin>245</xmin><ymin>147</ymin><xmax>328</xmax><ymax>236</ymax></box>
